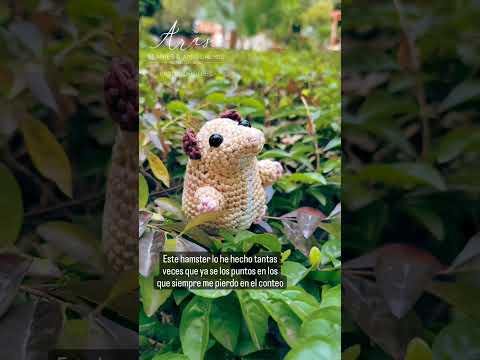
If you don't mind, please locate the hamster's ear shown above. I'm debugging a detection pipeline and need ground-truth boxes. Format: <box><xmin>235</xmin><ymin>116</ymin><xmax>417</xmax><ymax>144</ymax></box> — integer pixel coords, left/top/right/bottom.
<box><xmin>219</xmin><ymin>109</ymin><xmax>241</xmax><ymax>123</ymax></box>
<box><xmin>182</xmin><ymin>128</ymin><xmax>201</xmax><ymax>160</ymax></box>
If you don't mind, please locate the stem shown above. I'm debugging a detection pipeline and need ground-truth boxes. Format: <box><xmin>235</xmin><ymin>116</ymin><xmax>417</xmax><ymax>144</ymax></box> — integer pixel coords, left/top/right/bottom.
<box><xmin>301</xmin><ymin>96</ymin><xmax>321</xmax><ymax>170</ymax></box>
<box><xmin>343</xmin><ymin>269</ymin><xmax>375</xmax><ymax>277</ymax></box>
<box><xmin>20</xmin><ymin>285</ymin><xmax>91</xmax><ymax>317</ymax></box>
<box><xmin>150</xmin><ymin>184</ymin><xmax>183</xmax><ymax>197</ymax></box>
<box><xmin>393</xmin><ymin>0</ymin><xmax>430</xmax><ymax>159</ymax></box>
<box><xmin>25</xmin><ymin>191</ymin><xmax>105</xmax><ymax>217</ymax></box>
<box><xmin>20</xmin><ymin>285</ymin><xmax>69</xmax><ymax>306</ymax></box>
<box><xmin>140</xmin><ymin>168</ymin><xmax>159</xmax><ymax>189</ymax></box>
<box><xmin>263</xmin><ymin>215</ymin><xmax>297</xmax><ymax>221</ymax></box>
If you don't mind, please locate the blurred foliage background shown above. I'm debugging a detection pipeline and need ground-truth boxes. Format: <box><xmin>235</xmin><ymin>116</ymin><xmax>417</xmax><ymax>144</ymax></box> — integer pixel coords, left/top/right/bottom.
<box><xmin>138</xmin><ymin>1</ymin><xmax>341</xmax><ymax>359</ymax></box>
<box><xmin>342</xmin><ymin>0</ymin><xmax>480</xmax><ymax>359</ymax></box>
<box><xmin>140</xmin><ymin>0</ymin><xmax>340</xmax><ymax>50</ymax></box>
<box><xmin>0</xmin><ymin>0</ymin><xmax>138</xmax><ymax>354</ymax></box>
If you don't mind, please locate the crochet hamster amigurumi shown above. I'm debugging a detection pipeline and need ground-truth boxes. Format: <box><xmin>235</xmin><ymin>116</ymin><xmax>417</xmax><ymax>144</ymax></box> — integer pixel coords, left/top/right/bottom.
<box><xmin>102</xmin><ymin>58</ymin><xmax>138</xmax><ymax>272</ymax></box>
<box><xmin>182</xmin><ymin>110</ymin><xmax>283</xmax><ymax>230</ymax></box>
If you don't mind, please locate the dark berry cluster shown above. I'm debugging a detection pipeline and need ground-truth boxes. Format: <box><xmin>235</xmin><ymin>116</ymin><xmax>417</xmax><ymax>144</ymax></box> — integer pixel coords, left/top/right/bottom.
<box><xmin>219</xmin><ymin>109</ymin><xmax>242</xmax><ymax>123</ymax></box>
<box><xmin>104</xmin><ymin>58</ymin><xmax>138</xmax><ymax>132</ymax></box>
<box><xmin>183</xmin><ymin>128</ymin><xmax>201</xmax><ymax>160</ymax></box>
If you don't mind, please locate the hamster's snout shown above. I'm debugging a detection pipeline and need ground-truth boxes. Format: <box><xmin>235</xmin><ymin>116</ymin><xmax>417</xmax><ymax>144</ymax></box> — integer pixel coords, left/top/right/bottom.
<box><xmin>242</xmin><ymin>128</ymin><xmax>265</xmax><ymax>155</ymax></box>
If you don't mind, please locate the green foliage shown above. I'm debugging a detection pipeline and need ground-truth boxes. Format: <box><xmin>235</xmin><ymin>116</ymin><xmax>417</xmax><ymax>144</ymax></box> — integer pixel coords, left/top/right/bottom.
<box><xmin>0</xmin><ymin>0</ymin><xmax>138</xmax><ymax>352</ymax></box>
<box><xmin>140</xmin><ymin>0</ymin><xmax>161</xmax><ymax>17</ymax></box>
<box><xmin>343</xmin><ymin>1</ymin><xmax>480</xmax><ymax>359</ymax></box>
<box><xmin>147</xmin><ymin>0</ymin><xmax>334</xmax><ymax>49</ymax></box>
<box><xmin>139</xmin><ymin>46</ymin><xmax>340</xmax><ymax>359</ymax></box>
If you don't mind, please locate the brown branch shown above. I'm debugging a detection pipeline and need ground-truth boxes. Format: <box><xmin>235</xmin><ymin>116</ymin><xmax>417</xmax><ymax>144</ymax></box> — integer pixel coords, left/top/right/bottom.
<box><xmin>20</xmin><ymin>285</ymin><xmax>69</xmax><ymax>306</ymax></box>
<box><xmin>25</xmin><ymin>191</ymin><xmax>105</xmax><ymax>217</ymax></box>
<box><xmin>20</xmin><ymin>285</ymin><xmax>91</xmax><ymax>317</ymax></box>
<box><xmin>301</xmin><ymin>96</ymin><xmax>321</xmax><ymax>170</ymax></box>
<box><xmin>150</xmin><ymin>184</ymin><xmax>183</xmax><ymax>197</ymax></box>
<box><xmin>393</xmin><ymin>0</ymin><xmax>431</xmax><ymax>159</ymax></box>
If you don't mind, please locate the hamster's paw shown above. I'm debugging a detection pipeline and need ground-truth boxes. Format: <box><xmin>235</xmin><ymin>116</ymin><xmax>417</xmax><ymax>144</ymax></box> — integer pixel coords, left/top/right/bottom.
<box><xmin>258</xmin><ymin>159</ymin><xmax>283</xmax><ymax>186</ymax></box>
<box><xmin>272</xmin><ymin>161</ymin><xmax>283</xmax><ymax>178</ymax></box>
<box><xmin>197</xmin><ymin>197</ymin><xmax>219</xmax><ymax>213</ymax></box>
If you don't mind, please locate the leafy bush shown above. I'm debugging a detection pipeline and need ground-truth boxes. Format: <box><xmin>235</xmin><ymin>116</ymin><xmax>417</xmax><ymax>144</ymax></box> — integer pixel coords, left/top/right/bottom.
<box><xmin>139</xmin><ymin>47</ymin><xmax>341</xmax><ymax>359</ymax></box>
<box><xmin>342</xmin><ymin>1</ymin><xmax>480</xmax><ymax>359</ymax></box>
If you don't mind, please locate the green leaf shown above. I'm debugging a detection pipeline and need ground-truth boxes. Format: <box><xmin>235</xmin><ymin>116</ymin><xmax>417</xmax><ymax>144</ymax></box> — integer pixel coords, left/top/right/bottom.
<box><xmin>357</xmin><ymin>163</ymin><xmax>446</xmax><ymax>190</ymax></box>
<box><xmin>0</xmin><ymin>254</ymin><xmax>32</xmax><ymax>318</ymax></box>
<box><xmin>242</xmin><ymin>233</ymin><xmax>282</xmax><ymax>252</ymax></box>
<box><xmin>285</xmin><ymin>172</ymin><xmax>327</xmax><ymax>185</ymax></box>
<box><xmin>20</xmin><ymin>116</ymin><xmax>73</xmax><ymax>197</ymax></box>
<box><xmin>139</xmin><ymin>174</ymin><xmax>149</xmax><ymax>208</ymax></box>
<box><xmin>285</xmin><ymin>337</ymin><xmax>340</xmax><ymax>360</ymax></box>
<box><xmin>299</xmin><ymin>307</ymin><xmax>340</xmax><ymax>341</ymax></box>
<box><xmin>359</xmin><ymin>91</ymin><xmax>417</xmax><ymax>122</ymax></box>
<box><xmin>66</xmin><ymin>0</ymin><xmax>117</xmax><ymax>22</ymax></box>
<box><xmin>205</xmin><ymin>92</ymin><xmax>226</xmax><ymax>104</ymax></box>
<box><xmin>153</xmin><ymin>353</ymin><xmax>189</xmax><ymax>360</ymax></box>
<box><xmin>308</xmin><ymin>188</ymin><xmax>327</xmax><ymax>206</ymax></box>
<box><xmin>439</xmin><ymin>80</ymin><xmax>480</xmax><ymax>112</ymax></box>
<box><xmin>180</xmin><ymin>211</ymin><xmax>224</xmax><ymax>236</ymax></box>
<box><xmin>140</xmin><ymin>312</ymin><xmax>178</xmax><ymax>341</ymax></box>
<box><xmin>180</xmin><ymin>296</ymin><xmax>212</xmax><ymax>360</ymax></box>
<box><xmin>98</xmin><ymin>270</ymin><xmax>138</xmax><ymax>313</ymax></box>
<box><xmin>0</xmin><ymin>165</ymin><xmax>23</xmax><ymax>246</ymax></box>
<box><xmin>320</xmin><ymin>285</ymin><xmax>341</xmax><ymax>308</ymax></box>
<box><xmin>231</xmin><ymin>96</ymin><xmax>265</xmax><ymax>115</ymax></box>
<box><xmin>404</xmin><ymin>206</ymin><xmax>444</xmax><ymax>241</ymax></box>
<box><xmin>323</xmin><ymin>137</ymin><xmax>341</xmax><ymax>151</ymax></box>
<box><xmin>173</xmin><ymin>289</ymin><xmax>190</xmax><ymax>305</ymax></box>
<box><xmin>155</xmin><ymin>197</ymin><xmax>183</xmax><ymax>220</ymax></box>
<box><xmin>434</xmin><ymin>128</ymin><xmax>480</xmax><ymax>164</ymax></box>
<box><xmin>36</xmin><ymin>221</ymin><xmax>103</xmax><ymax>272</ymax></box>
<box><xmin>57</xmin><ymin>319</ymin><xmax>89</xmax><ymax>349</ymax></box>
<box><xmin>259</xmin><ymin>296</ymin><xmax>302</xmax><ymax>347</ymax></box>
<box><xmin>235</xmin><ymin>290</ymin><xmax>268</xmax><ymax>350</ymax></box>
<box><xmin>167</xmin><ymin>100</ymin><xmax>189</xmax><ymax>115</ymax></box>
<box><xmin>426</xmin><ymin>281</ymin><xmax>480</xmax><ymax>321</ymax></box>
<box><xmin>281</xmin><ymin>250</ymin><xmax>291</xmax><ymax>263</ymax></box>
<box><xmin>317</xmin><ymin>222</ymin><xmax>341</xmax><ymax>240</ymax></box>
<box><xmin>24</xmin><ymin>63</ymin><xmax>59</xmax><ymax>112</ymax></box>
<box><xmin>265</xmin><ymin>287</ymin><xmax>320</xmax><ymax>321</ymax></box>
<box><xmin>282</xmin><ymin>261</ymin><xmax>309</xmax><ymax>286</ymax></box>
<box><xmin>342</xmin><ymin>345</ymin><xmax>361</xmax><ymax>360</ymax></box>
<box><xmin>432</xmin><ymin>319</ymin><xmax>480</xmax><ymax>360</ymax></box>
<box><xmin>148</xmin><ymin>151</ymin><xmax>170</xmax><ymax>187</ymax></box>
<box><xmin>321</xmin><ymin>239</ymin><xmax>341</xmax><ymax>265</ymax></box>
<box><xmin>405</xmin><ymin>338</ymin><xmax>432</xmax><ymax>360</ymax></box>
<box><xmin>258</xmin><ymin>149</ymin><xmax>290</xmax><ymax>160</ymax></box>
<box><xmin>270</xmin><ymin>106</ymin><xmax>307</xmax><ymax>120</ymax></box>
<box><xmin>190</xmin><ymin>289</ymin><xmax>232</xmax><ymax>299</ymax></box>
<box><xmin>140</xmin><ymin>273</ymin><xmax>172</xmax><ymax>317</ymax></box>
<box><xmin>209</xmin><ymin>295</ymin><xmax>241</xmax><ymax>352</ymax></box>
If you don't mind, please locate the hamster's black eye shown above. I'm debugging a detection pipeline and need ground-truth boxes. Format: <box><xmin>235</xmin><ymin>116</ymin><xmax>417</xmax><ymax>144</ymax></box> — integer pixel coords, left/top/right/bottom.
<box><xmin>209</xmin><ymin>133</ymin><xmax>223</xmax><ymax>147</ymax></box>
<box><xmin>239</xmin><ymin>119</ymin><xmax>251</xmax><ymax>127</ymax></box>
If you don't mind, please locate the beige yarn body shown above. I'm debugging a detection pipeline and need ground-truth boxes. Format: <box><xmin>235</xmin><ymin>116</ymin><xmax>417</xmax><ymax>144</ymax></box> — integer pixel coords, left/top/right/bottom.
<box><xmin>182</xmin><ymin>118</ymin><xmax>282</xmax><ymax>230</ymax></box>
<box><xmin>102</xmin><ymin>130</ymin><xmax>138</xmax><ymax>272</ymax></box>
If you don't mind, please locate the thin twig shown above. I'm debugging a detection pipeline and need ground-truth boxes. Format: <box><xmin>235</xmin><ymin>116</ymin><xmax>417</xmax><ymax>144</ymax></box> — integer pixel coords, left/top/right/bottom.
<box><xmin>25</xmin><ymin>191</ymin><xmax>105</xmax><ymax>217</ymax></box>
<box><xmin>343</xmin><ymin>269</ymin><xmax>375</xmax><ymax>277</ymax></box>
<box><xmin>301</xmin><ymin>96</ymin><xmax>321</xmax><ymax>170</ymax></box>
<box><xmin>263</xmin><ymin>215</ymin><xmax>297</xmax><ymax>221</ymax></box>
<box><xmin>150</xmin><ymin>184</ymin><xmax>183</xmax><ymax>197</ymax></box>
<box><xmin>20</xmin><ymin>285</ymin><xmax>69</xmax><ymax>306</ymax></box>
<box><xmin>20</xmin><ymin>285</ymin><xmax>92</xmax><ymax>317</ymax></box>
<box><xmin>393</xmin><ymin>0</ymin><xmax>431</xmax><ymax>159</ymax></box>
